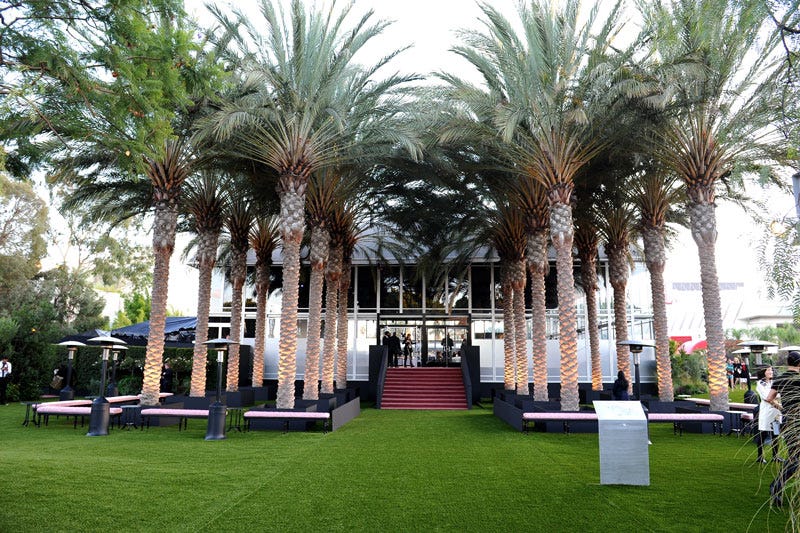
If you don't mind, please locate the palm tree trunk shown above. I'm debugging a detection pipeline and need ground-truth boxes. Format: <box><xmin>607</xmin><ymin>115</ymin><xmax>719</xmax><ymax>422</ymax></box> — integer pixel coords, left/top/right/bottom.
<box><xmin>527</xmin><ymin>232</ymin><xmax>549</xmax><ymax>401</ymax></box>
<box><xmin>303</xmin><ymin>227</ymin><xmax>329</xmax><ymax>400</ymax></box>
<box><xmin>550</xmin><ymin>201</ymin><xmax>578</xmax><ymax>411</ymax></box>
<box><xmin>512</xmin><ymin>260</ymin><xmax>528</xmax><ymax>394</ymax></box>
<box><xmin>500</xmin><ymin>264</ymin><xmax>516</xmax><ymax>391</ymax></box>
<box><xmin>141</xmin><ymin>200</ymin><xmax>177</xmax><ymax>406</ymax></box>
<box><xmin>252</xmin><ymin>256</ymin><xmax>270</xmax><ymax>389</ymax></box>
<box><xmin>335</xmin><ymin>260</ymin><xmax>351</xmax><ymax>389</ymax></box>
<box><xmin>579</xmin><ymin>252</ymin><xmax>602</xmax><ymax>391</ymax></box>
<box><xmin>276</xmin><ymin>188</ymin><xmax>305</xmax><ymax>409</ymax></box>
<box><xmin>321</xmin><ymin>242</ymin><xmax>342</xmax><ymax>395</ymax></box>
<box><xmin>608</xmin><ymin>244</ymin><xmax>630</xmax><ymax>387</ymax></box>
<box><xmin>190</xmin><ymin>229</ymin><xmax>218</xmax><ymax>397</ymax></box>
<box><xmin>226</xmin><ymin>249</ymin><xmax>246</xmax><ymax>392</ymax></box>
<box><xmin>689</xmin><ymin>202</ymin><xmax>728</xmax><ymax>411</ymax></box>
<box><xmin>642</xmin><ymin>226</ymin><xmax>673</xmax><ymax>402</ymax></box>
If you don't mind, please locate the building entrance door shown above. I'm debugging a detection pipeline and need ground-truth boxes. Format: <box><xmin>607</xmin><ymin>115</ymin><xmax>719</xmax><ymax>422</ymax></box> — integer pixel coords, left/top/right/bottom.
<box><xmin>377</xmin><ymin>315</ymin><xmax>471</xmax><ymax>367</ymax></box>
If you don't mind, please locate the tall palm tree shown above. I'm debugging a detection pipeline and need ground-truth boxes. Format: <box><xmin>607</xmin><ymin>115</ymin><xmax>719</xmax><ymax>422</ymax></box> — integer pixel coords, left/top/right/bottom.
<box><xmin>20</xmin><ymin>4</ymin><xmax>225</xmax><ymax>406</ymax></box>
<box><xmin>596</xmin><ymin>201</ymin><xmax>637</xmax><ymax>387</ymax></box>
<box><xmin>222</xmin><ymin>194</ymin><xmax>253</xmax><ymax>392</ymax></box>
<box><xmin>517</xmin><ymin>179</ymin><xmax>550</xmax><ymax>400</ymax></box>
<box><xmin>182</xmin><ymin>172</ymin><xmax>226</xmax><ymax>397</ymax></box>
<box><xmin>302</xmin><ymin>170</ymin><xmax>339</xmax><ymax>400</ymax></box>
<box><xmin>574</xmin><ymin>217</ymin><xmax>603</xmax><ymax>392</ymax></box>
<box><xmin>640</xmin><ymin>0</ymin><xmax>786</xmax><ymax>411</ymax></box>
<box><xmin>203</xmin><ymin>1</ymin><xmax>419</xmax><ymax>408</ymax></box>
<box><xmin>249</xmin><ymin>214</ymin><xmax>280</xmax><ymax>389</ymax></box>
<box><xmin>444</xmin><ymin>0</ymin><xmax>624</xmax><ymax>410</ymax></box>
<box><xmin>632</xmin><ymin>172</ymin><xmax>681</xmax><ymax>402</ymax></box>
<box><xmin>488</xmin><ymin>202</ymin><xmax>528</xmax><ymax>393</ymax></box>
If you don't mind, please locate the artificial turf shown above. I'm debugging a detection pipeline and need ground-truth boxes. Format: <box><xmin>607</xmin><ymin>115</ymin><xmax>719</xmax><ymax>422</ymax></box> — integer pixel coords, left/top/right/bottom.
<box><xmin>0</xmin><ymin>400</ymin><xmax>792</xmax><ymax>532</ymax></box>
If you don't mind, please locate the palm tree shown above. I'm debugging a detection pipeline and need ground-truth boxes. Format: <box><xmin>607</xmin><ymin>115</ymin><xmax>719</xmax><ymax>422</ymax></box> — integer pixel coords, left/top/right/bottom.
<box><xmin>182</xmin><ymin>172</ymin><xmax>226</xmax><ymax>397</ymax></box>
<box><xmin>574</xmin><ymin>217</ymin><xmax>603</xmax><ymax>392</ymax></box>
<box><xmin>15</xmin><ymin>4</ymin><xmax>225</xmax><ymax>406</ymax></box>
<box><xmin>517</xmin><ymin>179</ymin><xmax>550</xmax><ymax>400</ymax></box>
<box><xmin>444</xmin><ymin>0</ymin><xmax>624</xmax><ymax>410</ymax></box>
<box><xmin>632</xmin><ymin>172</ymin><xmax>681</xmax><ymax>402</ymax></box>
<box><xmin>222</xmin><ymin>194</ymin><xmax>253</xmax><ymax>392</ymax></box>
<box><xmin>203</xmin><ymin>1</ymin><xmax>419</xmax><ymax>408</ymax></box>
<box><xmin>596</xmin><ymin>201</ymin><xmax>637</xmax><ymax>388</ymax></box>
<box><xmin>640</xmin><ymin>0</ymin><xmax>786</xmax><ymax>411</ymax></box>
<box><xmin>249</xmin><ymin>214</ymin><xmax>281</xmax><ymax>390</ymax></box>
<box><xmin>302</xmin><ymin>170</ymin><xmax>340</xmax><ymax>400</ymax></box>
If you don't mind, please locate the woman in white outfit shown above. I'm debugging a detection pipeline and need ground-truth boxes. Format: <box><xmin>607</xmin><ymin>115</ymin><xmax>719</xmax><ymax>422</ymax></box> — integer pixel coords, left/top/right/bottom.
<box><xmin>756</xmin><ymin>366</ymin><xmax>783</xmax><ymax>464</ymax></box>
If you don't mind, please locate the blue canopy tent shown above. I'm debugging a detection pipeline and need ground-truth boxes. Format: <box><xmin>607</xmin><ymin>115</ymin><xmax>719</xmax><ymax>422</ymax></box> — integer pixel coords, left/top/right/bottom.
<box><xmin>111</xmin><ymin>317</ymin><xmax>197</xmax><ymax>346</ymax></box>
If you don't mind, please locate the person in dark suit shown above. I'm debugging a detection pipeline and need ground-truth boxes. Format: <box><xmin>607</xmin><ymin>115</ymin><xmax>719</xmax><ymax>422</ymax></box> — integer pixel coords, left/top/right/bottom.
<box><xmin>390</xmin><ymin>332</ymin><xmax>402</xmax><ymax>368</ymax></box>
<box><xmin>160</xmin><ymin>362</ymin><xmax>174</xmax><ymax>393</ymax></box>
<box><xmin>382</xmin><ymin>331</ymin><xmax>392</xmax><ymax>367</ymax></box>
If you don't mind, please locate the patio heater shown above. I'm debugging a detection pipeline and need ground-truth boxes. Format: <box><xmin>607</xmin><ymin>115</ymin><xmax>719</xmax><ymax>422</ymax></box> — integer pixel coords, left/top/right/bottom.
<box><xmin>86</xmin><ymin>335</ymin><xmax>126</xmax><ymax>436</ymax></box>
<box><xmin>738</xmin><ymin>340</ymin><xmax>778</xmax><ymax>380</ymax></box>
<box><xmin>56</xmin><ymin>341</ymin><xmax>85</xmax><ymax>400</ymax></box>
<box><xmin>617</xmin><ymin>340</ymin><xmax>655</xmax><ymax>401</ymax></box>
<box><xmin>203</xmin><ymin>338</ymin><xmax>237</xmax><ymax>441</ymax></box>
<box><xmin>106</xmin><ymin>344</ymin><xmax>128</xmax><ymax>397</ymax></box>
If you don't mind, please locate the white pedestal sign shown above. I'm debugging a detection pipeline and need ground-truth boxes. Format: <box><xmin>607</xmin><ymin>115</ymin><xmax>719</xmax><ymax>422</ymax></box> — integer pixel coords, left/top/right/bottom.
<box><xmin>592</xmin><ymin>401</ymin><xmax>650</xmax><ymax>486</ymax></box>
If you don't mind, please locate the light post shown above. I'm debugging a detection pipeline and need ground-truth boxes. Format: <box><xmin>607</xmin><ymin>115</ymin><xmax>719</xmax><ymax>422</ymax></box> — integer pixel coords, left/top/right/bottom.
<box><xmin>617</xmin><ymin>340</ymin><xmax>655</xmax><ymax>401</ymax></box>
<box><xmin>738</xmin><ymin>340</ymin><xmax>778</xmax><ymax>388</ymax></box>
<box><xmin>86</xmin><ymin>335</ymin><xmax>126</xmax><ymax>437</ymax></box>
<box><xmin>57</xmin><ymin>341</ymin><xmax>85</xmax><ymax>400</ymax></box>
<box><xmin>203</xmin><ymin>338</ymin><xmax>237</xmax><ymax>441</ymax></box>
<box><xmin>107</xmin><ymin>345</ymin><xmax>127</xmax><ymax>397</ymax></box>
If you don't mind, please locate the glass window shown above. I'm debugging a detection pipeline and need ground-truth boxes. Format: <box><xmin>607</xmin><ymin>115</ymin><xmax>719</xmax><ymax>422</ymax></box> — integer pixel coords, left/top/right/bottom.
<box><xmin>449</xmin><ymin>272</ymin><xmax>469</xmax><ymax>309</ymax></box>
<box><xmin>356</xmin><ymin>266</ymin><xmax>377</xmax><ymax>311</ymax></box>
<box><xmin>424</xmin><ymin>271</ymin><xmax>445</xmax><ymax>311</ymax></box>
<box><xmin>403</xmin><ymin>266</ymin><xmax>423</xmax><ymax>310</ymax></box>
<box><xmin>297</xmin><ymin>266</ymin><xmax>310</xmax><ymax>311</ymax></box>
<box><xmin>379</xmin><ymin>266</ymin><xmax>400</xmax><ymax>311</ymax></box>
<box><xmin>471</xmin><ymin>265</ymin><xmax>492</xmax><ymax>311</ymax></box>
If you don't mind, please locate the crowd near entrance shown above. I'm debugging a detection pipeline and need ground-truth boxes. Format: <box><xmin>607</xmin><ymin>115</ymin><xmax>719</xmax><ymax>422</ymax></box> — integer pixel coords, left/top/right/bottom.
<box><xmin>378</xmin><ymin>316</ymin><xmax>470</xmax><ymax>367</ymax></box>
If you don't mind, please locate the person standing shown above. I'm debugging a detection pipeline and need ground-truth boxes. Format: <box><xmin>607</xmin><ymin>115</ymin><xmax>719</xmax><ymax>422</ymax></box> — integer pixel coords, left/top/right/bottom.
<box><xmin>402</xmin><ymin>334</ymin><xmax>413</xmax><ymax>367</ymax></box>
<box><xmin>390</xmin><ymin>332</ymin><xmax>402</xmax><ymax>368</ymax></box>
<box><xmin>755</xmin><ymin>366</ymin><xmax>782</xmax><ymax>464</ymax></box>
<box><xmin>612</xmin><ymin>371</ymin><xmax>629</xmax><ymax>400</ymax></box>
<box><xmin>0</xmin><ymin>355</ymin><xmax>12</xmax><ymax>405</ymax></box>
<box><xmin>160</xmin><ymin>362</ymin><xmax>174</xmax><ymax>393</ymax></box>
<box><xmin>768</xmin><ymin>351</ymin><xmax>800</xmax><ymax>507</ymax></box>
<box><xmin>382</xmin><ymin>331</ymin><xmax>392</xmax><ymax>367</ymax></box>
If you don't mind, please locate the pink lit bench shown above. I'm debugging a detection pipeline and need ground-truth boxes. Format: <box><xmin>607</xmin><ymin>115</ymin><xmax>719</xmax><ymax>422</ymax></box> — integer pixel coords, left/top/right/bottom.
<box><xmin>35</xmin><ymin>405</ymin><xmax>123</xmax><ymax>428</ymax></box>
<box><xmin>243</xmin><ymin>410</ymin><xmax>331</xmax><ymax>433</ymax></box>
<box><xmin>139</xmin><ymin>408</ymin><xmax>210</xmax><ymax>430</ymax></box>
<box><xmin>687</xmin><ymin>398</ymin><xmax>755</xmax><ymax>411</ymax></box>
<box><xmin>521</xmin><ymin>412</ymin><xmax>598</xmax><ymax>434</ymax></box>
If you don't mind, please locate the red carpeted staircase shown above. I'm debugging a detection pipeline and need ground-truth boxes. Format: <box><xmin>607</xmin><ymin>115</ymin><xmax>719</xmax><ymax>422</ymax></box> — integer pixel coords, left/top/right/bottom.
<box><xmin>380</xmin><ymin>367</ymin><xmax>468</xmax><ymax>410</ymax></box>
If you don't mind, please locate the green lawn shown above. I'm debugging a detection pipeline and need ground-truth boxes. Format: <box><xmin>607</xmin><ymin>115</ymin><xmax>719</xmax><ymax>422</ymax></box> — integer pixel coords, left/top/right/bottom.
<box><xmin>0</xmin><ymin>401</ymin><xmax>792</xmax><ymax>532</ymax></box>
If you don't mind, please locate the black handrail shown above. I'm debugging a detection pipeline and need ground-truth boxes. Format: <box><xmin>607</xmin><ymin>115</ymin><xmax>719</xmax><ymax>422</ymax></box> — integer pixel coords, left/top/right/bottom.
<box><xmin>376</xmin><ymin>347</ymin><xmax>388</xmax><ymax>408</ymax></box>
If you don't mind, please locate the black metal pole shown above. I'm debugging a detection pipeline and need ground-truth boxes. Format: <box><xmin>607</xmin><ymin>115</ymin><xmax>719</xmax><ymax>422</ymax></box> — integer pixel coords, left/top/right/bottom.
<box><xmin>634</xmin><ymin>361</ymin><xmax>641</xmax><ymax>401</ymax></box>
<box><xmin>107</xmin><ymin>353</ymin><xmax>119</xmax><ymax>397</ymax></box>
<box><xmin>87</xmin><ymin>347</ymin><xmax>111</xmax><ymax>436</ymax></box>
<box><xmin>60</xmin><ymin>350</ymin><xmax>75</xmax><ymax>401</ymax></box>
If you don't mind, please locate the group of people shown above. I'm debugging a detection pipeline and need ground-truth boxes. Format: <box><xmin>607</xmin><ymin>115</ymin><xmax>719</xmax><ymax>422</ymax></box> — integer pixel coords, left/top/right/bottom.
<box><xmin>726</xmin><ymin>356</ymin><xmax>750</xmax><ymax>389</ymax></box>
<box><xmin>751</xmin><ymin>350</ymin><xmax>800</xmax><ymax>508</ymax></box>
<box><xmin>382</xmin><ymin>331</ymin><xmax>414</xmax><ymax>367</ymax></box>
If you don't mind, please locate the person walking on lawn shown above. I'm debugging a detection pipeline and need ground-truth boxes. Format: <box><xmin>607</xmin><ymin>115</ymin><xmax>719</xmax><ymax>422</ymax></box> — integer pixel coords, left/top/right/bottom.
<box><xmin>768</xmin><ymin>351</ymin><xmax>800</xmax><ymax>507</ymax></box>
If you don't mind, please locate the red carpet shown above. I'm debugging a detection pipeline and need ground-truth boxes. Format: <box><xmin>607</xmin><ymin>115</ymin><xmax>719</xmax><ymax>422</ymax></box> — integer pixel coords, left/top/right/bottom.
<box><xmin>380</xmin><ymin>367</ymin><xmax>468</xmax><ymax>410</ymax></box>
